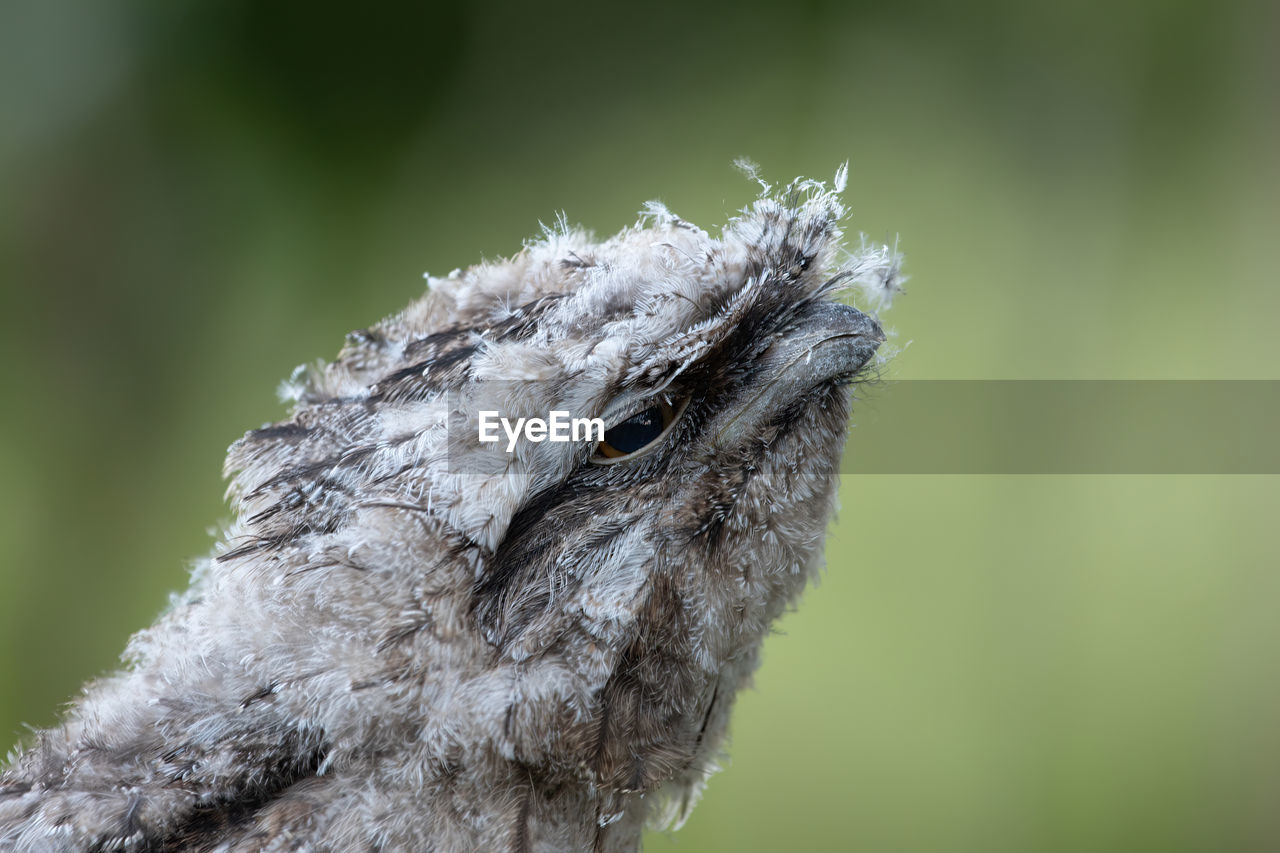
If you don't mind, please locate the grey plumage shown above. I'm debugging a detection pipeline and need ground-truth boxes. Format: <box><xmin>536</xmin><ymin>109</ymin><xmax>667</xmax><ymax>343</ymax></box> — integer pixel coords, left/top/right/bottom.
<box><xmin>0</xmin><ymin>173</ymin><xmax>896</xmax><ymax>851</ymax></box>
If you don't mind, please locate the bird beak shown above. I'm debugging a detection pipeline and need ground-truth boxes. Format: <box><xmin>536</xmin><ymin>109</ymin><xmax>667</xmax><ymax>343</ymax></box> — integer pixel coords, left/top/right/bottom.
<box><xmin>713</xmin><ymin>302</ymin><xmax>884</xmax><ymax>450</ymax></box>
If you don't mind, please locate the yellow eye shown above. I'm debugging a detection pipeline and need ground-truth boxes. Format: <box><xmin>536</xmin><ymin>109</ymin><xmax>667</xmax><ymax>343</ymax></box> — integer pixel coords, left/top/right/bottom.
<box><xmin>593</xmin><ymin>399</ymin><xmax>679</xmax><ymax>462</ymax></box>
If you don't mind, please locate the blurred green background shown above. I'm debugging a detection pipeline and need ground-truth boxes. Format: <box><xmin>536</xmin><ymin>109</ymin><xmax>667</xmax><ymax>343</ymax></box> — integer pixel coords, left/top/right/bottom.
<box><xmin>1</xmin><ymin>1</ymin><xmax>1277</xmax><ymax>850</ymax></box>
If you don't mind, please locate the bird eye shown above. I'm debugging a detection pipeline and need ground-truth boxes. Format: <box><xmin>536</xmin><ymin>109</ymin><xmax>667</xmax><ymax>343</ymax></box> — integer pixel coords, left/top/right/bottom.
<box><xmin>592</xmin><ymin>399</ymin><xmax>680</xmax><ymax>463</ymax></box>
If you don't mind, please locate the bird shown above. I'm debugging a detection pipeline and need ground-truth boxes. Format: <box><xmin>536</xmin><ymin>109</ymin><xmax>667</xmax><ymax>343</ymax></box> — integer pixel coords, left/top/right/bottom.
<box><xmin>0</xmin><ymin>170</ymin><xmax>897</xmax><ymax>852</ymax></box>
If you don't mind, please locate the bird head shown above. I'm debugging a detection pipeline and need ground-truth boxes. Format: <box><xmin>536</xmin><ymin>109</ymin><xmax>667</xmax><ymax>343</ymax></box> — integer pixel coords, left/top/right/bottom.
<box><xmin>216</xmin><ymin>171</ymin><xmax>893</xmax><ymax>822</ymax></box>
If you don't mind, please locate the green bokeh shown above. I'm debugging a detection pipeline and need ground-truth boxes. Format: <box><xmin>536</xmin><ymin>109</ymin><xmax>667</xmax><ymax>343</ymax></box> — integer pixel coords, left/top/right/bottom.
<box><xmin>1</xmin><ymin>1</ymin><xmax>1276</xmax><ymax>850</ymax></box>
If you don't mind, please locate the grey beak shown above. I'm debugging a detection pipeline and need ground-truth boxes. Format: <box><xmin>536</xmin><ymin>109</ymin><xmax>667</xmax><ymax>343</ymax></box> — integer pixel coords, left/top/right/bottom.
<box><xmin>713</xmin><ymin>302</ymin><xmax>884</xmax><ymax>449</ymax></box>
